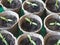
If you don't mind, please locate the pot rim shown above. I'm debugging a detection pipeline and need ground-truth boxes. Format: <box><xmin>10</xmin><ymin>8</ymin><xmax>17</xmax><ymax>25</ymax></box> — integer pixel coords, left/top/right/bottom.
<box><xmin>45</xmin><ymin>0</ymin><xmax>60</xmax><ymax>14</ymax></box>
<box><xmin>44</xmin><ymin>32</ymin><xmax>60</xmax><ymax>45</ymax></box>
<box><xmin>22</xmin><ymin>0</ymin><xmax>45</xmax><ymax>14</ymax></box>
<box><xmin>17</xmin><ymin>32</ymin><xmax>44</xmax><ymax>45</ymax></box>
<box><xmin>0</xmin><ymin>10</ymin><xmax>19</xmax><ymax>29</ymax></box>
<box><xmin>0</xmin><ymin>0</ymin><xmax>22</xmax><ymax>11</ymax></box>
<box><xmin>0</xmin><ymin>30</ymin><xmax>16</xmax><ymax>45</ymax></box>
<box><xmin>44</xmin><ymin>13</ymin><xmax>60</xmax><ymax>33</ymax></box>
<box><xmin>18</xmin><ymin>13</ymin><xmax>42</xmax><ymax>33</ymax></box>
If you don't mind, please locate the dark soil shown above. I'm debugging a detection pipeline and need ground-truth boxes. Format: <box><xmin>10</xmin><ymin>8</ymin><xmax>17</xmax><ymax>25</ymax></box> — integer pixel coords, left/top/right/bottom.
<box><xmin>45</xmin><ymin>35</ymin><xmax>60</xmax><ymax>45</ymax></box>
<box><xmin>20</xmin><ymin>36</ymin><xmax>42</xmax><ymax>45</ymax></box>
<box><xmin>21</xmin><ymin>18</ymin><xmax>41</xmax><ymax>32</ymax></box>
<box><xmin>0</xmin><ymin>33</ymin><xmax>15</xmax><ymax>45</ymax></box>
<box><xmin>24</xmin><ymin>1</ymin><xmax>44</xmax><ymax>13</ymax></box>
<box><xmin>0</xmin><ymin>15</ymin><xmax>17</xmax><ymax>28</ymax></box>
<box><xmin>46</xmin><ymin>18</ymin><xmax>60</xmax><ymax>31</ymax></box>
<box><xmin>46</xmin><ymin>0</ymin><xmax>60</xmax><ymax>13</ymax></box>
<box><xmin>2</xmin><ymin>0</ymin><xmax>21</xmax><ymax>9</ymax></box>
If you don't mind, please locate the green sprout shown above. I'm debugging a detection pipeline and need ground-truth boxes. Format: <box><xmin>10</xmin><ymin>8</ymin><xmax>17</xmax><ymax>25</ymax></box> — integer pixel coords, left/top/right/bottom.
<box><xmin>0</xmin><ymin>33</ymin><xmax>8</xmax><ymax>45</ymax></box>
<box><xmin>25</xmin><ymin>17</ymin><xmax>37</xmax><ymax>26</ymax></box>
<box><xmin>26</xmin><ymin>1</ymin><xmax>38</xmax><ymax>7</ymax></box>
<box><xmin>55</xmin><ymin>40</ymin><xmax>60</xmax><ymax>45</ymax></box>
<box><xmin>0</xmin><ymin>16</ymin><xmax>13</xmax><ymax>22</ymax></box>
<box><xmin>55</xmin><ymin>0</ymin><xmax>59</xmax><ymax>8</ymax></box>
<box><xmin>27</xmin><ymin>35</ymin><xmax>36</xmax><ymax>45</ymax></box>
<box><xmin>7</xmin><ymin>0</ymin><xmax>13</xmax><ymax>4</ymax></box>
<box><xmin>49</xmin><ymin>21</ymin><xmax>60</xmax><ymax>26</ymax></box>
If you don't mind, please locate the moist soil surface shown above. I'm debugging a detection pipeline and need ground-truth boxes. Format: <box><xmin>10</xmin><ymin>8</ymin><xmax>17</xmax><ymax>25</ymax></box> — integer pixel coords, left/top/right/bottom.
<box><xmin>21</xmin><ymin>18</ymin><xmax>41</xmax><ymax>32</ymax></box>
<box><xmin>0</xmin><ymin>33</ymin><xmax>15</xmax><ymax>45</ymax></box>
<box><xmin>0</xmin><ymin>15</ymin><xmax>17</xmax><ymax>28</ymax></box>
<box><xmin>2</xmin><ymin>0</ymin><xmax>21</xmax><ymax>9</ymax></box>
<box><xmin>46</xmin><ymin>18</ymin><xmax>60</xmax><ymax>31</ymax></box>
<box><xmin>20</xmin><ymin>36</ymin><xmax>42</xmax><ymax>45</ymax></box>
<box><xmin>24</xmin><ymin>1</ymin><xmax>44</xmax><ymax>13</ymax></box>
<box><xmin>46</xmin><ymin>0</ymin><xmax>60</xmax><ymax>13</ymax></box>
<box><xmin>45</xmin><ymin>35</ymin><xmax>60</xmax><ymax>45</ymax></box>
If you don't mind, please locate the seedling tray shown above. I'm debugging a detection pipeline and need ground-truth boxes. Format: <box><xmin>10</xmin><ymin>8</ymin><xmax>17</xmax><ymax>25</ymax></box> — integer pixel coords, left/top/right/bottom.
<box><xmin>0</xmin><ymin>0</ymin><xmax>47</xmax><ymax>38</ymax></box>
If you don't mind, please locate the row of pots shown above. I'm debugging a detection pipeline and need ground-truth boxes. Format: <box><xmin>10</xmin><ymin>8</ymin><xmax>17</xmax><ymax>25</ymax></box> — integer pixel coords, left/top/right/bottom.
<box><xmin>22</xmin><ymin>0</ymin><xmax>60</xmax><ymax>15</ymax></box>
<box><xmin>0</xmin><ymin>11</ymin><xmax>58</xmax><ymax>34</ymax></box>
<box><xmin>18</xmin><ymin>13</ymin><xmax>60</xmax><ymax>33</ymax></box>
<box><xmin>1</xmin><ymin>30</ymin><xmax>60</xmax><ymax>45</ymax></box>
<box><xmin>0</xmin><ymin>11</ymin><xmax>60</xmax><ymax>34</ymax></box>
<box><xmin>0</xmin><ymin>10</ymin><xmax>60</xmax><ymax>34</ymax></box>
<box><xmin>0</xmin><ymin>0</ymin><xmax>60</xmax><ymax>15</ymax></box>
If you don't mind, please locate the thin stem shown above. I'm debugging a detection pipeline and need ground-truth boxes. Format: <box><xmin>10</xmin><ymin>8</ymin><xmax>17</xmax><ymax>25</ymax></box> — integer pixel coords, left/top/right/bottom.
<box><xmin>25</xmin><ymin>17</ymin><xmax>37</xmax><ymax>26</ymax></box>
<box><xmin>55</xmin><ymin>40</ymin><xmax>60</xmax><ymax>45</ymax></box>
<box><xmin>25</xmin><ymin>17</ymin><xmax>31</xmax><ymax>23</ymax></box>
<box><xmin>49</xmin><ymin>21</ymin><xmax>60</xmax><ymax>26</ymax></box>
<box><xmin>55</xmin><ymin>0</ymin><xmax>59</xmax><ymax>8</ymax></box>
<box><xmin>0</xmin><ymin>16</ymin><xmax>13</xmax><ymax>22</ymax></box>
<box><xmin>7</xmin><ymin>0</ymin><xmax>13</xmax><ymax>4</ymax></box>
<box><xmin>0</xmin><ymin>33</ymin><xmax>8</xmax><ymax>45</ymax></box>
<box><xmin>26</xmin><ymin>1</ymin><xmax>38</xmax><ymax>7</ymax></box>
<box><xmin>27</xmin><ymin>35</ymin><xmax>36</xmax><ymax>45</ymax></box>
<box><xmin>57</xmin><ymin>40</ymin><xmax>60</xmax><ymax>45</ymax></box>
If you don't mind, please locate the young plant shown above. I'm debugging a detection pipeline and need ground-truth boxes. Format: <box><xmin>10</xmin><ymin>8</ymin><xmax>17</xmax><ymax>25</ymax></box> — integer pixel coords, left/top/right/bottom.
<box><xmin>7</xmin><ymin>0</ymin><xmax>13</xmax><ymax>4</ymax></box>
<box><xmin>26</xmin><ymin>1</ymin><xmax>38</xmax><ymax>7</ymax></box>
<box><xmin>55</xmin><ymin>0</ymin><xmax>59</xmax><ymax>8</ymax></box>
<box><xmin>0</xmin><ymin>16</ymin><xmax>13</xmax><ymax>22</ymax></box>
<box><xmin>55</xmin><ymin>40</ymin><xmax>60</xmax><ymax>45</ymax></box>
<box><xmin>0</xmin><ymin>33</ymin><xmax>8</xmax><ymax>45</ymax></box>
<box><xmin>25</xmin><ymin>17</ymin><xmax>37</xmax><ymax>26</ymax></box>
<box><xmin>27</xmin><ymin>35</ymin><xmax>36</xmax><ymax>45</ymax></box>
<box><xmin>49</xmin><ymin>21</ymin><xmax>60</xmax><ymax>26</ymax></box>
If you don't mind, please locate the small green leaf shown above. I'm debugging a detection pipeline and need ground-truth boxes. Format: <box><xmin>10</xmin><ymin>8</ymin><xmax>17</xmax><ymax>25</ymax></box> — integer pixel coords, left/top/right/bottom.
<box><xmin>32</xmin><ymin>3</ymin><xmax>38</xmax><ymax>7</ymax></box>
<box><xmin>0</xmin><ymin>16</ymin><xmax>13</xmax><ymax>22</ymax></box>
<box><xmin>55</xmin><ymin>4</ymin><xmax>59</xmax><ymax>8</ymax></box>
<box><xmin>55</xmin><ymin>40</ymin><xmax>60</xmax><ymax>45</ymax></box>
<box><xmin>26</xmin><ymin>2</ymin><xmax>38</xmax><ymax>7</ymax></box>
<box><xmin>7</xmin><ymin>19</ymin><xmax>13</xmax><ymax>22</ymax></box>
<box><xmin>55</xmin><ymin>0</ymin><xmax>59</xmax><ymax>8</ymax></box>
<box><xmin>25</xmin><ymin>17</ymin><xmax>37</xmax><ymax>26</ymax></box>
<box><xmin>0</xmin><ymin>16</ymin><xmax>8</xmax><ymax>22</ymax></box>
<box><xmin>49</xmin><ymin>21</ymin><xmax>60</xmax><ymax>26</ymax></box>
<box><xmin>27</xmin><ymin>35</ymin><xmax>36</xmax><ymax>45</ymax></box>
<box><xmin>7</xmin><ymin>0</ymin><xmax>13</xmax><ymax>4</ymax></box>
<box><xmin>2</xmin><ymin>38</ymin><xmax>8</xmax><ymax>45</ymax></box>
<box><xmin>57</xmin><ymin>40</ymin><xmax>60</xmax><ymax>45</ymax></box>
<box><xmin>49</xmin><ymin>23</ymin><xmax>55</xmax><ymax>25</ymax></box>
<box><xmin>27</xmin><ymin>35</ymin><xmax>31</xmax><ymax>41</ymax></box>
<box><xmin>26</xmin><ymin>2</ymin><xmax>31</xmax><ymax>5</ymax></box>
<box><xmin>30</xmin><ymin>22</ymin><xmax>32</xmax><ymax>25</ymax></box>
<box><xmin>25</xmin><ymin>17</ymin><xmax>31</xmax><ymax>23</ymax></box>
<box><xmin>0</xmin><ymin>33</ymin><xmax>8</xmax><ymax>45</ymax></box>
<box><xmin>31</xmin><ymin>40</ymin><xmax>36</xmax><ymax>45</ymax></box>
<box><xmin>56</xmin><ymin>22</ymin><xmax>60</xmax><ymax>26</ymax></box>
<box><xmin>32</xmin><ymin>22</ymin><xmax>37</xmax><ymax>26</ymax></box>
<box><xmin>0</xmin><ymin>33</ymin><xmax>4</xmax><ymax>39</ymax></box>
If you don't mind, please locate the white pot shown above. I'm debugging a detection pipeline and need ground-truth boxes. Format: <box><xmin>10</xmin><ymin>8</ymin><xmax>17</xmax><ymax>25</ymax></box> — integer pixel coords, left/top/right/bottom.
<box><xmin>17</xmin><ymin>33</ymin><xmax>44</xmax><ymax>45</ymax></box>
<box><xmin>0</xmin><ymin>11</ymin><xmax>19</xmax><ymax>34</ymax></box>
<box><xmin>0</xmin><ymin>30</ymin><xmax>16</xmax><ymax>45</ymax></box>
<box><xmin>22</xmin><ymin>0</ymin><xmax>45</xmax><ymax>16</ymax></box>
<box><xmin>44</xmin><ymin>32</ymin><xmax>60</xmax><ymax>45</ymax></box>
<box><xmin>45</xmin><ymin>0</ymin><xmax>60</xmax><ymax>14</ymax></box>
<box><xmin>44</xmin><ymin>13</ymin><xmax>60</xmax><ymax>33</ymax></box>
<box><xmin>18</xmin><ymin>13</ymin><xmax>42</xmax><ymax>33</ymax></box>
<box><xmin>0</xmin><ymin>0</ymin><xmax>22</xmax><ymax>13</ymax></box>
